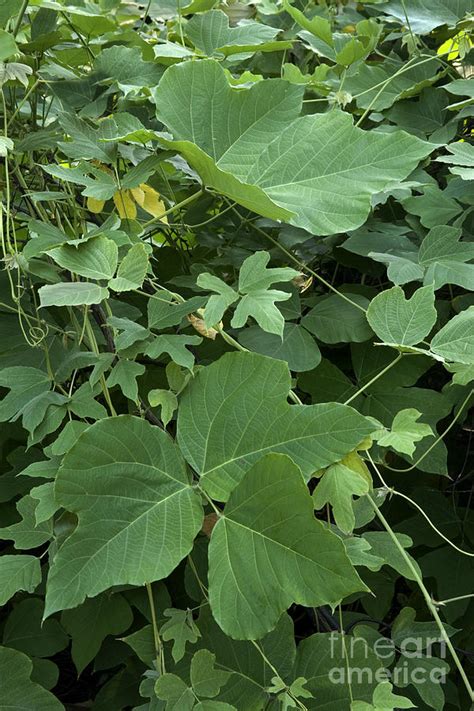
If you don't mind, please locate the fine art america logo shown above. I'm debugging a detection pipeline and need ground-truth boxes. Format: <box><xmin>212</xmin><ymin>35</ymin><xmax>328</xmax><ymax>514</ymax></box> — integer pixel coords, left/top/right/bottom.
<box><xmin>327</xmin><ymin>632</ymin><xmax>447</xmax><ymax>686</ymax></box>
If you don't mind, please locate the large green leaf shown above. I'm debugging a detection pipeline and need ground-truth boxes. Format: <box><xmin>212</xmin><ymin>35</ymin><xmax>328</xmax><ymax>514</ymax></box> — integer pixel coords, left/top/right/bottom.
<box><xmin>0</xmin><ymin>646</ymin><xmax>64</xmax><ymax>710</ymax></box>
<box><xmin>381</xmin><ymin>0</ymin><xmax>472</xmax><ymax>33</ymax></box>
<box><xmin>302</xmin><ymin>294</ymin><xmax>373</xmax><ymax>344</ymax></box>
<box><xmin>186</xmin><ymin>9</ymin><xmax>286</xmax><ymax>56</ymax></box>
<box><xmin>45</xmin><ymin>416</ymin><xmax>203</xmax><ymax>616</ymax></box>
<box><xmin>62</xmin><ymin>593</ymin><xmax>133</xmax><ymax>674</ymax></box>
<box><xmin>295</xmin><ymin>632</ymin><xmax>383</xmax><ymax>710</ymax></box>
<box><xmin>343</xmin><ymin>57</ymin><xmax>441</xmax><ymax>111</ymax></box>
<box><xmin>154</xmin><ymin>59</ymin><xmax>431</xmax><ymax>235</ymax></box>
<box><xmin>4</xmin><ymin>598</ymin><xmax>69</xmax><ymax>658</ymax></box>
<box><xmin>177</xmin><ymin>351</ymin><xmax>377</xmax><ymax>500</ymax></box>
<box><xmin>419</xmin><ymin>225</ymin><xmax>474</xmax><ymax>290</ymax></box>
<box><xmin>208</xmin><ymin>454</ymin><xmax>366</xmax><ymax>638</ymax></box>
<box><xmin>47</xmin><ymin>235</ymin><xmax>118</xmax><ymax>280</ymax></box>
<box><xmin>366</xmin><ymin>285</ymin><xmax>436</xmax><ymax>347</ymax></box>
<box><xmin>238</xmin><ymin>323</ymin><xmax>321</xmax><ymax>372</ymax></box>
<box><xmin>39</xmin><ymin>282</ymin><xmax>109</xmax><ymax>307</ymax></box>
<box><xmin>195</xmin><ymin>607</ymin><xmax>296</xmax><ymax>708</ymax></box>
<box><xmin>430</xmin><ymin>307</ymin><xmax>474</xmax><ymax>364</ymax></box>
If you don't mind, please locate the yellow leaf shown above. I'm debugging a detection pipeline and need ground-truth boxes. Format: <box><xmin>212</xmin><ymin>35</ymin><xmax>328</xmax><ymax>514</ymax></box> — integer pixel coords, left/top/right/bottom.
<box><xmin>113</xmin><ymin>189</ymin><xmax>137</xmax><ymax>220</ymax></box>
<box><xmin>87</xmin><ymin>196</ymin><xmax>105</xmax><ymax>214</ymax></box>
<box><xmin>138</xmin><ymin>184</ymin><xmax>168</xmax><ymax>223</ymax></box>
<box><xmin>130</xmin><ymin>186</ymin><xmax>145</xmax><ymax>207</ymax></box>
<box><xmin>438</xmin><ymin>32</ymin><xmax>473</xmax><ymax>61</ymax></box>
<box><xmin>339</xmin><ymin>450</ymin><xmax>372</xmax><ymax>488</ymax></box>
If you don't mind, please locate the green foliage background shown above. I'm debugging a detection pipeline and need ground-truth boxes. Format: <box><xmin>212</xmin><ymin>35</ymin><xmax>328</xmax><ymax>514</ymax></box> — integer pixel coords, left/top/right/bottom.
<box><xmin>0</xmin><ymin>0</ymin><xmax>473</xmax><ymax>708</ymax></box>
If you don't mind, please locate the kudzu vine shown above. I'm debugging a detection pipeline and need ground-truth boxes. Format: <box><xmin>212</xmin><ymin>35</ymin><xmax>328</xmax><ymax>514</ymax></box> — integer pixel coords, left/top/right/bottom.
<box><xmin>0</xmin><ymin>1</ymin><xmax>473</xmax><ymax>709</ymax></box>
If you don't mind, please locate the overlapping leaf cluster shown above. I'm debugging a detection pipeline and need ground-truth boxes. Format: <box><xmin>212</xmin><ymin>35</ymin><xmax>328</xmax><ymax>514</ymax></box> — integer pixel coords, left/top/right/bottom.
<box><xmin>0</xmin><ymin>0</ymin><xmax>473</xmax><ymax>709</ymax></box>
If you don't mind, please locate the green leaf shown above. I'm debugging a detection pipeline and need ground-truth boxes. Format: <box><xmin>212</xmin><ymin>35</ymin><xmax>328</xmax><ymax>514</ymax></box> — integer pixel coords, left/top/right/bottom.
<box><xmin>238</xmin><ymin>323</ymin><xmax>321</xmax><ymax>372</ymax></box>
<box><xmin>430</xmin><ymin>307</ymin><xmax>474</xmax><ymax>364</ymax></box>
<box><xmin>366</xmin><ymin>285</ymin><xmax>436</xmax><ymax>347</ymax></box>
<box><xmin>190</xmin><ymin>649</ymin><xmax>231</xmax><ymax>698</ymax></box>
<box><xmin>155</xmin><ymin>59</ymin><xmax>430</xmax><ymax>235</ymax></box>
<box><xmin>148</xmin><ymin>294</ymin><xmax>206</xmax><ymax>330</ymax></box>
<box><xmin>45</xmin><ymin>416</ymin><xmax>203</xmax><ymax>617</ymax></box>
<box><xmin>57</xmin><ymin>113</ymin><xmax>115</xmax><ymax>163</ymax></box>
<box><xmin>106</xmin><ymin>359</ymin><xmax>145</xmax><ymax>402</ymax></box>
<box><xmin>109</xmin><ymin>243</ymin><xmax>149</xmax><ymax>292</ymax></box>
<box><xmin>0</xmin><ymin>555</ymin><xmax>41</xmax><ymax>605</ymax></box>
<box><xmin>178</xmin><ymin>351</ymin><xmax>377</xmax><ymax>500</ymax></box>
<box><xmin>186</xmin><ymin>9</ymin><xmax>283</xmax><ymax>56</ymax></box>
<box><xmin>47</xmin><ymin>235</ymin><xmax>118</xmax><ymax>280</ymax></box>
<box><xmin>61</xmin><ymin>593</ymin><xmax>133</xmax><ymax>674</ymax></box>
<box><xmin>302</xmin><ymin>294</ymin><xmax>372</xmax><ymax>344</ymax></box>
<box><xmin>402</xmin><ymin>185</ymin><xmax>462</xmax><ymax>229</ymax></box>
<box><xmin>232</xmin><ymin>287</ymin><xmax>291</xmax><ymax>337</ymax></box>
<box><xmin>0</xmin><ymin>495</ymin><xmax>52</xmax><ymax>549</ymax></box>
<box><xmin>343</xmin><ymin>56</ymin><xmax>441</xmax><ymax>111</ymax></box>
<box><xmin>195</xmin><ymin>607</ymin><xmax>296</xmax><ymax>708</ymax></box>
<box><xmin>121</xmin><ymin>624</ymin><xmax>155</xmax><ymax>664</ymax></box>
<box><xmin>436</xmin><ymin>142</ymin><xmax>474</xmax><ymax>180</ymax></box>
<box><xmin>419</xmin><ymin>225</ymin><xmax>474</xmax><ymax>290</ymax></box>
<box><xmin>160</xmin><ymin>608</ymin><xmax>201</xmax><ymax>662</ymax></box>
<box><xmin>148</xmin><ymin>389</ymin><xmax>178</xmax><ymax>427</ymax></box>
<box><xmin>197</xmin><ymin>273</ymin><xmax>239</xmax><ymax>327</ymax></box>
<box><xmin>4</xmin><ymin>598</ymin><xmax>69</xmax><ymax>658</ymax></box>
<box><xmin>239</xmin><ymin>251</ymin><xmax>300</xmax><ymax>292</ymax></box>
<box><xmin>313</xmin><ymin>463</ymin><xmax>370</xmax><ymax>534</ymax></box>
<box><xmin>155</xmin><ymin>673</ymin><xmax>194</xmax><ymax>709</ymax></box>
<box><xmin>0</xmin><ymin>366</ymin><xmax>50</xmax><ymax>422</ymax></box>
<box><xmin>361</xmin><ymin>681</ymin><xmax>415</xmax><ymax>710</ymax></box>
<box><xmin>145</xmin><ymin>334</ymin><xmax>202</xmax><ymax>370</ymax></box>
<box><xmin>296</xmin><ymin>632</ymin><xmax>382</xmax><ymax>709</ymax></box>
<box><xmin>283</xmin><ymin>0</ymin><xmax>332</xmax><ymax>46</ymax></box>
<box><xmin>94</xmin><ymin>45</ymin><xmax>162</xmax><ymax>88</ymax></box>
<box><xmin>39</xmin><ymin>282</ymin><xmax>109</xmax><ymax>307</ymax></box>
<box><xmin>0</xmin><ymin>29</ymin><xmax>18</xmax><ymax>61</ymax></box>
<box><xmin>373</xmin><ymin>408</ymin><xmax>433</xmax><ymax>456</ymax></box>
<box><xmin>0</xmin><ymin>646</ymin><xmax>63</xmax><ymax>710</ymax></box>
<box><xmin>361</xmin><ymin>531</ymin><xmax>421</xmax><ymax>580</ymax></box>
<box><xmin>208</xmin><ymin>454</ymin><xmax>366</xmax><ymax>638</ymax></box>
<box><xmin>230</xmin><ymin>251</ymin><xmax>301</xmax><ymax>336</ymax></box>
<box><xmin>380</xmin><ymin>0</ymin><xmax>471</xmax><ymax>33</ymax></box>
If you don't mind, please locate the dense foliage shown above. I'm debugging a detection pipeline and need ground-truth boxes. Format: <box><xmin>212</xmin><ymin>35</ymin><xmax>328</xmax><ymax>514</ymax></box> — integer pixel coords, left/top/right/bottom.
<box><xmin>0</xmin><ymin>0</ymin><xmax>473</xmax><ymax>708</ymax></box>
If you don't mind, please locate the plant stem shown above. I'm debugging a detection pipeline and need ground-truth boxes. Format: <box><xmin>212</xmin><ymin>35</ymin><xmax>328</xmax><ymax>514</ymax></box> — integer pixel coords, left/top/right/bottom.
<box><xmin>343</xmin><ymin>353</ymin><xmax>402</xmax><ymax>406</ymax></box>
<box><xmin>367</xmin><ymin>451</ymin><xmax>474</xmax><ymax>559</ymax></box>
<box><xmin>146</xmin><ymin>582</ymin><xmax>165</xmax><ymax>674</ymax></box>
<box><xmin>12</xmin><ymin>0</ymin><xmax>29</xmax><ymax>37</ymax></box>
<box><xmin>365</xmin><ymin>493</ymin><xmax>474</xmax><ymax>703</ymax></box>
<box><xmin>142</xmin><ymin>189</ymin><xmax>203</xmax><ymax>229</ymax></box>
<box><xmin>435</xmin><ymin>594</ymin><xmax>474</xmax><ymax>607</ymax></box>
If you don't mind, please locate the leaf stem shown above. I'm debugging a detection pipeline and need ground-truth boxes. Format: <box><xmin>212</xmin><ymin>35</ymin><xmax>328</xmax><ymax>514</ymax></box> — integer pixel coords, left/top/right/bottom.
<box><xmin>142</xmin><ymin>189</ymin><xmax>203</xmax><ymax>229</ymax></box>
<box><xmin>435</xmin><ymin>594</ymin><xmax>474</xmax><ymax>607</ymax></box>
<box><xmin>146</xmin><ymin>582</ymin><xmax>165</xmax><ymax>674</ymax></box>
<box><xmin>343</xmin><ymin>353</ymin><xmax>402</xmax><ymax>406</ymax></box>
<box><xmin>364</xmin><ymin>491</ymin><xmax>474</xmax><ymax>703</ymax></box>
<box><xmin>367</xmin><ymin>451</ymin><xmax>474</xmax><ymax>558</ymax></box>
